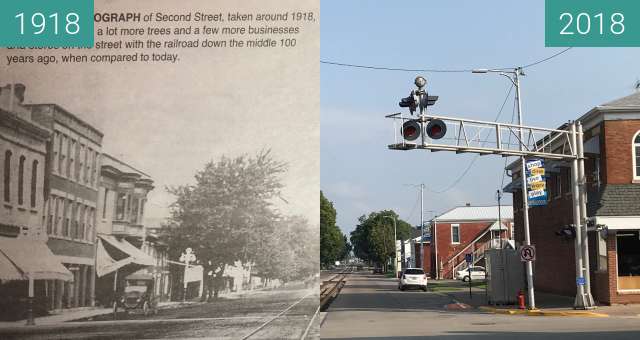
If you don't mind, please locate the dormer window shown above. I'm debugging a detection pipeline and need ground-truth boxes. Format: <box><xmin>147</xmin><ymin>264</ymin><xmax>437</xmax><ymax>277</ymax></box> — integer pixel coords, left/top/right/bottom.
<box><xmin>634</xmin><ymin>131</ymin><xmax>640</xmax><ymax>180</ymax></box>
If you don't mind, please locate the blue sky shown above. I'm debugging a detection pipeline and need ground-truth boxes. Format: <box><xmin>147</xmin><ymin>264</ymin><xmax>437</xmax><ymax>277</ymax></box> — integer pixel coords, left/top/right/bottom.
<box><xmin>321</xmin><ymin>1</ymin><xmax>640</xmax><ymax>235</ymax></box>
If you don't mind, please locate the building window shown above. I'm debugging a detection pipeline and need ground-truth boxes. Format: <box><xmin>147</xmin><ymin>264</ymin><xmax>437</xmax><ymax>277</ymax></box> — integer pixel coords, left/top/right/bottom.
<box><xmin>58</xmin><ymin>134</ymin><xmax>65</xmax><ymax>175</ymax></box>
<box><xmin>617</xmin><ymin>231</ymin><xmax>640</xmax><ymax>290</ymax></box>
<box><xmin>52</xmin><ymin>132</ymin><xmax>59</xmax><ymax>174</ymax></box>
<box><xmin>63</xmin><ymin>200</ymin><xmax>70</xmax><ymax>237</ymax></box>
<box><xmin>131</xmin><ymin>198</ymin><xmax>139</xmax><ymax>223</ymax></box>
<box><xmin>53</xmin><ymin>197</ymin><xmax>60</xmax><ymax>235</ymax></box>
<box><xmin>4</xmin><ymin>150</ymin><xmax>11</xmax><ymax>202</ymax></box>
<box><xmin>451</xmin><ymin>224</ymin><xmax>460</xmax><ymax>244</ymax></box>
<box><xmin>555</xmin><ymin>172</ymin><xmax>562</xmax><ymax>199</ymax></box>
<box><xmin>597</xmin><ymin>231</ymin><xmax>607</xmax><ymax>271</ymax></box>
<box><xmin>634</xmin><ymin>131</ymin><xmax>640</xmax><ymax>180</ymax></box>
<box><xmin>30</xmin><ymin>160</ymin><xmax>38</xmax><ymax>208</ymax></box>
<box><xmin>18</xmin><ymin>155</ymin><xmax>25</xmax><ymax>205</ymax></box>
<box><xmin>102</xmin><ymin>188</ymin><xmax>109</xmax><ymax>219</ymax></box>
<box><xmin>116</xmin><ymin>192</ymin><xmax>126</xmax><ymax>220</ymax></box>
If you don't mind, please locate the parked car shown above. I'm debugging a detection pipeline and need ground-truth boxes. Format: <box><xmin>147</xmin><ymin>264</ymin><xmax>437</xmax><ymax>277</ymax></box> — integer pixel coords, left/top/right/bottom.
<box><xmin>114</xmin><ymin>274</ymin><xmax>158</xmax><ymax>317</ymax></box>
<box><xmin>398</xmin><ymin>268</ymin><xmax>427</xmax><ymax>291</ymax></box>
<box><xmin>372</xmin><ymin>267</ymin><xmax>384</xmax><ymax>274</ymax></box>
<box><xmin>456</xmin><ymin>266</ymin><xmax>486</xmax><ymax>282</ymax></box>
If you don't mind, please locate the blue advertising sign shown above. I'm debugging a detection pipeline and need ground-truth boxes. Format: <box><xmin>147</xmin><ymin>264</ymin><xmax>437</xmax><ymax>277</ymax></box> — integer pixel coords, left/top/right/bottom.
<box><xmin>526</xmin><ymin>158</ymin><xmax>547</xmax><ymax>206</ymax></box>
<box><xmin>465</xmin><ymin>253</ymin><xmax>473</xmax><ymax>264</ymax></box>
<box><xmin>577</xmin><ymin>277</ymin><xmax>586</xmax><ymax>285</ymax></box>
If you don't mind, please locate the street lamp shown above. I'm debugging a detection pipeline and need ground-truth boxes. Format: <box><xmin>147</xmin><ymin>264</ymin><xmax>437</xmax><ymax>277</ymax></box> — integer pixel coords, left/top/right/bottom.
<box><xmin>383</xmin><ymin>215</ymin><xmax>398</xmax><ymax>278</ymax></box>
<box><xmin>180</xmin><ymin>248</ymin><xmax>196</xmax><ymax>302</ymax></box>
<box><xmin>472</xmin><ymin>67</ymin><xmax>536</xmax><ymax>309</ymax></box>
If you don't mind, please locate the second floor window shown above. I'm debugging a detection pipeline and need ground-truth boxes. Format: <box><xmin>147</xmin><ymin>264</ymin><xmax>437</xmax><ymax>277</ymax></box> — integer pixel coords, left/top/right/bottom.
<box><xmin>18</xmin><ymin>155</ymin><xmax>25</xmax><ymax>205</ymax></box>
<box><xmin>30</xmin><ymin>160</ymin><xmax>38</xmax><ymax>208</ymax></box>
<box><xmin>451</xmin><ymin>224</ymin><xmax>460</xmax><ymax>244</ymax></box>
<box><xmin>634</xmin><ymin>131</ymin><xmax>640</xmax><ymax>180</ymax></box>
<box><xmin>116</xmin><ymin>192</ymin><xmax>126</xmax><ymax>220</ymax></box>
<box><xmin>4</xmin><ymin>150</ymin><xmax>11</xmax><ymax>202</ymax></box>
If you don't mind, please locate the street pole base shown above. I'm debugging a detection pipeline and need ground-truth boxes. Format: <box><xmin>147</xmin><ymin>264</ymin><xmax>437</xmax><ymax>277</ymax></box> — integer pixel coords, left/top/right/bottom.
<box><xmin>574</xmin><ymin>293</ymin><xmax>596</xmax><ymax>309</ymax></box>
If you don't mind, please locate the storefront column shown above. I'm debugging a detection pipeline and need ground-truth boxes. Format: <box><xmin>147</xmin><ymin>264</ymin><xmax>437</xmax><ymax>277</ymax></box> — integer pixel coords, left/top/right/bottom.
<box><xmin>80</xmin><ymin>265</ymin><xmax>87</xmax><ymax>306</ymax></box>
<box><xmin>55</xmin><ymin>280</ymin><xmax>63</xmax><ymax>310</ymax></box>
<box><xmin>89</xmin><ymin>265</ymin><xmax>96</xmax><ymax>307</ymax></box>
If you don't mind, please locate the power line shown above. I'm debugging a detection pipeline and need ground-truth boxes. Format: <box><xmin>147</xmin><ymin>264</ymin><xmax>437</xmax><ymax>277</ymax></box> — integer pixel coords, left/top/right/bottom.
<box><xmin>521</xmin><ymin>47</ymin><xmax>572</xmax><ymax>69</ymax></box>
<box><xmin>321</xmin><ymin>48</ymin><xmax>573</xmax><ymax>73</ymax></box>
<box><xmin>319</xmin><ymin>60</ymin><xmax>473</xmax><ymax>73</ymax></box>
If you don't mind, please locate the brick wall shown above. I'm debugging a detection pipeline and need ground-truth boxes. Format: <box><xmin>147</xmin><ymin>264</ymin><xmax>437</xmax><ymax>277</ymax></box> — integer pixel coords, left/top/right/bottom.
<box><xmin>433</xmin><ymin>221</ymin><xmax>496</xmax><ymax>278</ymax></box>
<box><xmin>602</xmin><ymin>120</ymin><xmax>640</xmax><ymax>184</ymax></box>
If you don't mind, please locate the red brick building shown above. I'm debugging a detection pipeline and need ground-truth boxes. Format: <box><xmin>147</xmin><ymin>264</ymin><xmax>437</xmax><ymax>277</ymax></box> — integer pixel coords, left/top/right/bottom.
<box><xmin>420</xmin><ymin>205</ymin><xmax>513</xmax><ymax>279</ymax></box>
<box><xmin>506</xmin><ymin>91</ymin><xmax>640</xmax><ymax>305</ymax></box>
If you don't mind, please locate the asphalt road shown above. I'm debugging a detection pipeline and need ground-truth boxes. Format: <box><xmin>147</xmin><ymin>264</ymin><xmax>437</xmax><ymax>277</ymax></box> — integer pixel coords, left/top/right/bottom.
<box><xmin>0</xmin><ymin>287</ymin><xmax>319</xmax><ymax>340</ymax></box>
<box><xmin>321</xmin><ymin>272</ymin><xmax>640</xmax><ymax>340</ymax></box>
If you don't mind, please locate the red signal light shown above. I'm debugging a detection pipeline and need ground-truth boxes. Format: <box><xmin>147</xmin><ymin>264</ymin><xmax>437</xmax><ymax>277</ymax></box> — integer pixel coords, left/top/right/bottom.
<box><xmin>426</xmin><ymin>119</ymin><xmax>447</xmax><ymax>139</ymax></box>
<box><xmin>401</xmin><ymin>120</ymin><xmax>421</xmax><ymax>141</ymax></box>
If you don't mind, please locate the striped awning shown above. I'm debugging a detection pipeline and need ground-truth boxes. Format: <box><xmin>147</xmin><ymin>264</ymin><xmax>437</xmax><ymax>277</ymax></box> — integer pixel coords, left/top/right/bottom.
<box><xmin>0</xmin><ymin>236</ymin><xmax>73</xmax><ymax>281</ymax></box>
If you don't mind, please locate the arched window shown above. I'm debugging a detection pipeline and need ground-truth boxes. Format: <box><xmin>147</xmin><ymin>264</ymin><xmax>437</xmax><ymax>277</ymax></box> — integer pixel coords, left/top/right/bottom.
<box><xmin>634</xmin><ymin>131</ymin><xmax>640</xmax><ymax>179</ymax></box>
<box><xmin>3</xmin><ymin>150</ymin><xmax>11</xmax><ymax>202</ymax></box>
<box><xmin>31</xmin><ymin>160</ymin><xmax>38</xmax><ymax>208</ymax></box>
<box><xmin>18</xmin><ymin>155</ymin><xmax>25</xmax><ymax>205</ymax></box>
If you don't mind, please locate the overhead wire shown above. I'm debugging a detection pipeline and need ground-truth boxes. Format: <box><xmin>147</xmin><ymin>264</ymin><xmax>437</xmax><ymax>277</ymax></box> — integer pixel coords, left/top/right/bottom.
<box><xmin>321</xmin><ymin>48</ymin><xmax>573</xmax><ymax>73</ymax></box>
<box><xmin>423</xmin><ymin>83</ymin><xmax>514</xmax><ymax>194</ymax></box>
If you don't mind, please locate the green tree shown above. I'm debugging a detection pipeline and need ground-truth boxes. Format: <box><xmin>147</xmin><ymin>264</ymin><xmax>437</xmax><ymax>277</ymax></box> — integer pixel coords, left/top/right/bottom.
<box><xmin>320</xmin><ymin>191</ymin><xmax>348</xmax><ymax>267</ymax></box>
<box><xmin>161</xmin><ymin>150</ymin><xmax>286</xmax><ymax>300</ymax></box>
<box><xmin>350</xmin><ymin>210</ymin><xmax>412</xmax><ymax>271</ymax></box>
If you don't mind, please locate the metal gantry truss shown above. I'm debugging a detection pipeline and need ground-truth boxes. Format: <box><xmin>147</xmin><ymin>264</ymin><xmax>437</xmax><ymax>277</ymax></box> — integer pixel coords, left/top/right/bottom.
<box><xmin>386</xmin><ymin>112</ymin><xmax>596</xmax><ymax>309</ymax></box>
<box><xmin>386</xmin><ymin>113</ymin><xmax>577</xmax><ymax>161</ymax></box>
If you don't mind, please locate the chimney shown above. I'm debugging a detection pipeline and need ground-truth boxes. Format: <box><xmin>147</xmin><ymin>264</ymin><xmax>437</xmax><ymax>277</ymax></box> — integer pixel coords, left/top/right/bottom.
<box><xmin>13</xmin><ymin>83</ymin><xmax>26</xmax><ymax>103</ymax></box>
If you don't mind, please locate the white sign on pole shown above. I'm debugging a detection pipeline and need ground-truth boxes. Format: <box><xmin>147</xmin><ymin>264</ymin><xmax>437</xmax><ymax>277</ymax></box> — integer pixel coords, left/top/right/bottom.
<box><xmin>519</xmin><ymin>245</ymin><xmax>536</xmax><ymax>262</ymax></box>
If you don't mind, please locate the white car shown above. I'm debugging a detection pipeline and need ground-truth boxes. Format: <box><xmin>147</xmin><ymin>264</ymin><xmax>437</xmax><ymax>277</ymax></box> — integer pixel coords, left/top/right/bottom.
<box><xmin>398</xmin><ymin>268</ymin><xmax>427</xmax><ymax>291</ymax></box>
<box><xmin>456</xmin><ymin>266</ymin><xmax>486</xmax><ymax>282</ymax></box>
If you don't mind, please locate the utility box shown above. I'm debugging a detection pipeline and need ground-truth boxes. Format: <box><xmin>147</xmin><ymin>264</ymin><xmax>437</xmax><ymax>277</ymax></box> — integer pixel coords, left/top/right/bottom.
<box><xmin>485</xmin><ymin>248</ymin><xmax>525</xmax><ymax>305</ymax></box>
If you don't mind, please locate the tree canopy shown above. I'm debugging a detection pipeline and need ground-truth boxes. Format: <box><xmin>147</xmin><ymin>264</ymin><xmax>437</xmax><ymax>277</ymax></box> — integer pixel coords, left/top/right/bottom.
<box><xmin>161</xmin><ymin>150</ymin><xmax>316</xmax><ymax>299</ymax></box>
<box><xmin>350</xmin><ymin>210</ymin><xmax>413</xmax><ymax>269</ymax></box>
<box><xmin>320</xmin><ymin>191</ymin><xmax>349</xmax><ymax>267</ymax></box>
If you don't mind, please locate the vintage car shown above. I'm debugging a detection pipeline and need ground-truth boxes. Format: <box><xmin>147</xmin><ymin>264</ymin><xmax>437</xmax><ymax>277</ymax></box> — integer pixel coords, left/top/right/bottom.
<box><xmin>113</xmin><ymin>273</ymin><xmax>158</xmax><ymax>316</ymax></box>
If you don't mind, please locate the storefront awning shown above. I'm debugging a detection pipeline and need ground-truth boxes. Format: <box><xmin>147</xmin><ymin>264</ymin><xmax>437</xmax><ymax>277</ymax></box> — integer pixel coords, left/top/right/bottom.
<box><xmin>595</xmin><ymin>216</ymin><xmax>640</xmax><ymax>230</ymax></box>
<box><xmin>0</xmin><ymin>237</ymin><xmax>73</xmax><ymax>281</ymax></box>
<box><xmin>96</xmin><ymin>234</ymin><xmax>154</xmax><ymax>277</ymax></box>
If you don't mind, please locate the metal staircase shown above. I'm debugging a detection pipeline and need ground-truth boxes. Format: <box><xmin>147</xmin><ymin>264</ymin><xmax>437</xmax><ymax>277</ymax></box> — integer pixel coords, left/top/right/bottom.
<box><xmin>443</xmin><ymin>226</ymin><xmax>507</xmax><ymax>279</ymax></box>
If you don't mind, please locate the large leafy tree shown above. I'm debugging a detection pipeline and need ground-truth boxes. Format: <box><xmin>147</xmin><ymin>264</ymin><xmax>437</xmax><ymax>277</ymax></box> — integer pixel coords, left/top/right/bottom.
<box><xmin>161</xmin><ymin>150</ymin><xmax>286</xmax><ymax>300</ymax></box>
<box><xmin>320</xmin><ymin>191</ymin><xmax>349</xmax><ymax>267</ymax></box>
<box><xmin>350</xmin><ymin>210</ymin><xmax>412</xmax><ymax>271</ymax></box>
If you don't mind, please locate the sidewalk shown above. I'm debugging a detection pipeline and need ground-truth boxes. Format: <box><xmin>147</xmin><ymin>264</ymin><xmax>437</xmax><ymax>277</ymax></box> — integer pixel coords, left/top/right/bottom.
<box><xmin>441</xmin><ymin>285</ymin><xmax>640</xmax><ymax>317</ymax></box>
<box><xmin>0</xmin><ymin>306</ymin><xmax>113</xmax><ymax>328</ymax></box>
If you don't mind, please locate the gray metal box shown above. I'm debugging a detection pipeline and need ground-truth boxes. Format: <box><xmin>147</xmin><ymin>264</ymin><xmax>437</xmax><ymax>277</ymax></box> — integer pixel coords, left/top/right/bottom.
<box><xmin>485</xmin><ymin>248</ymin><xmax>525</xmax><ymax>305</ymax></box>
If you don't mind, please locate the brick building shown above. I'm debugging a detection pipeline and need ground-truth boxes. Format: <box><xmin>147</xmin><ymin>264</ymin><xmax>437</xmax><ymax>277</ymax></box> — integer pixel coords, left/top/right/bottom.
<box><xmin>95</xmin><ymin>153</ymin><xmax>157</xmax><ymax>307</ymax></box>
<box><xmin>0</xmin><ymin>84</ymin><xmax>73</xmax><ymax>319</ymax></box>
<box><xmin>28</xmin><ymin>102</ymin><xmax>103</xmax><ymax>310</ymax></box>
<box><xmin>423</xmin><ymin>205</ymin><xmax>513</xmax><ymax>279</ymax></box>
<box><xmin>506</xmin><ymin>91</ymin><xmax>640</xmax><ymax>305</ymax></box>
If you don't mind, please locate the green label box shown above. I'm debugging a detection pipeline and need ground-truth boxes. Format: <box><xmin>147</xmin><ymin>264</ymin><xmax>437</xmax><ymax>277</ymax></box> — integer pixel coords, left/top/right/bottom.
<box><xmin>546</xmin><ymin>0</ymin><xmax>640</xmax><ymax>47</ymax></box>
<box><xmin>0</xmin><ymin>0</ymin><xmax>94</xmax><ymax>48</ymax></box>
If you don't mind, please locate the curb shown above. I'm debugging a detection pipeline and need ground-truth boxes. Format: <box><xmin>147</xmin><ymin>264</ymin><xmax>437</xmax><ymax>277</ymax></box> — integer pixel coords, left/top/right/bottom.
<box><xmin>478</xmin><ymin>306</ymin><xmax>609</xmax><ymax>318</ymax></box>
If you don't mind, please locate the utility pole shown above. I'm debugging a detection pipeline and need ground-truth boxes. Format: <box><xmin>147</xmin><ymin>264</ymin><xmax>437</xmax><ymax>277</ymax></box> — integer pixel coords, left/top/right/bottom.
<box><xmin>513</xmin><ymin>68</ymin><xmax>536</xmax><ymax>310</ymax></box>
<box><xmin>577</xmin><ymin>122</ymin><xmax>595</xmax><ymax>308</ymax></box>
<box><xmin>420</xmin><ymin>183</ymin><xmax>424</xmax><ymax>273</ymax></box>
<box><xmin>497</xmin><ymin>190</ymin><xmax>503</xmax><ymax>249</ymax></box>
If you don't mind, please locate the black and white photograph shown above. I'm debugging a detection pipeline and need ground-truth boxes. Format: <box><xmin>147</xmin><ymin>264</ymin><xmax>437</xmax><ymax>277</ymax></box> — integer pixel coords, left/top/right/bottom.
<box><xmin>0</xmin><ymin>0</ymin><xmax>320</xmax><ymax>339</ymax></box>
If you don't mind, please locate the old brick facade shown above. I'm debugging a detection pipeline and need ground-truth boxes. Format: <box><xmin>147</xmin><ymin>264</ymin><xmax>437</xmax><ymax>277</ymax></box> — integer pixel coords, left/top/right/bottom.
<box><xmin>509</xmin><ymin>91</ymin><xmax>640</xmax><ymax>305</ymax></box>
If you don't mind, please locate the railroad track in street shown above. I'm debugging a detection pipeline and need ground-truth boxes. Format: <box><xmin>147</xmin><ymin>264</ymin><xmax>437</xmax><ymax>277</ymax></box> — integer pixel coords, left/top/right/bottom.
<box><xmin>320</xmin><ymin>267</ymin><xmax>352</xmax><ymax>311</ymax></box>
<box><xmin>240</xmin><ymin>289</ymin><xmax>319</xmax><ymax>340</ymax></box>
